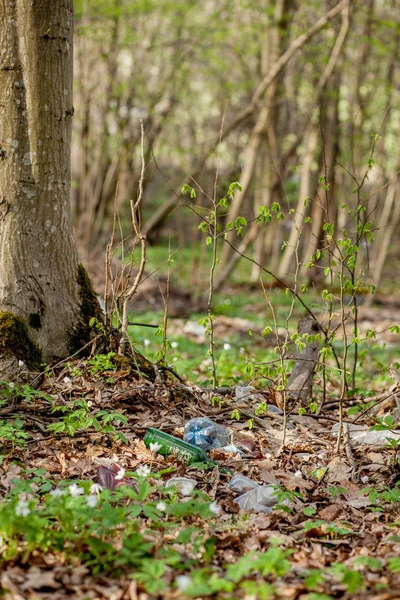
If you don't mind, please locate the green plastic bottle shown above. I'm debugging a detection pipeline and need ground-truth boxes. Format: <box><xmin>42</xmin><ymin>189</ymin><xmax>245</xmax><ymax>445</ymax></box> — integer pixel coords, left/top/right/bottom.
<box><xmin>144</xmin><ymin>428</ymin><xmax>211</xmax><ymax>465</ymax></box>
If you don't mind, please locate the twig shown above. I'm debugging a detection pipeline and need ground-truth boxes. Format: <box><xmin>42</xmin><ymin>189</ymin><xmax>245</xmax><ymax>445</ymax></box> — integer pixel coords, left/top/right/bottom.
<box><xmin>49</xmin><ymin>335</ymin><xmax>103</xmax><ymax>371</ymax></box>
<box><xmin>343</xmin><ymin>422</ymin><xmax>358</xmax><ymax>482</ymax></box>
<box><xmin>158</xmin><ymin>365</ymin><xmax>186</xmax><ymax>384</ymax></box>
<box><xmin>127</xmin><ymin>322</ymin><xmax>159</xmax><ymax>328</ymax></box>
<box><xmin>119</xmin><ymin>120</ymin><xmax>147</xmax><ymax>355</ymax></box>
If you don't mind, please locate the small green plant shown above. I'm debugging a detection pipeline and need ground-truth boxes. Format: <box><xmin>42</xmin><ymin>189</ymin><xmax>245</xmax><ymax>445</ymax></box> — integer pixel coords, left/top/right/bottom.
<box><xmin>301</xmin><ymin>519</ymin><xmax>354</xmax><ymax>538</ymax></box>
<box><xmin>88</xmin><ymin>352</ymin><xmax>117</xmax><ymax>374</ymax></box>
<box><xmin>47</xmin><ymin>398</ymin><xmax>128</xmax><ymax>442</ymax></box>
<box><xmin>0</xmin><ymin>418</ymin><xmax>29</xmax><ymax>449</ymax></box>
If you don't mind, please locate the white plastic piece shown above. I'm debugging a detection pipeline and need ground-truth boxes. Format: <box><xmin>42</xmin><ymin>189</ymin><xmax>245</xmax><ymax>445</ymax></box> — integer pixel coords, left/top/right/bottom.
<box><xmin>229</xmin><ymin>475</ymin><xmax>289</xmax><ymax>513</ymax></box>
<box><xmin>331</xmin><ymin>423</ymin><xmax>400</xmax><ymax>445</ymax></box>
<box><xmin>165</xmin><ymin>477</ymin><xmax>197</xmax><ymax>496</ymax></box>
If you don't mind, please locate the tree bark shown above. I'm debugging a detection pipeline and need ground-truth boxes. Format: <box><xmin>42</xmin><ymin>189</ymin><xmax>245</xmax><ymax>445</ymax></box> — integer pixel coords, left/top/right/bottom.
<box><xmin>0</xmin><ymin>0</ymin><xmax>99</xmax><ymax>377</ymax></box>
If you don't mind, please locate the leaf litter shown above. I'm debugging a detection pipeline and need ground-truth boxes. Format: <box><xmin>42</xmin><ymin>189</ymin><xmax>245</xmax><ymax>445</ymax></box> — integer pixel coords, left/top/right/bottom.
<box><xmin>1</xmin><ymin>361</ymin><xmax>400</xmax><ymax>599</ymax></box>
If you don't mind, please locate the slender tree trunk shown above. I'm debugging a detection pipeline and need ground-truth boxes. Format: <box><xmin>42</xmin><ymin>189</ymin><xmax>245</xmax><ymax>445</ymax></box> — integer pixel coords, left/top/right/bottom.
<box><xmin>220</xmin><ymin>0</ymin><xmax>294</xmax><ymax>270</ymax></box>
<box><xmin>366</xmin><ymin>180</ymin><xmax>400</xmax><ymax>305</ymax></box>
<box><xmin>0</xmin><ymin>0</ymin><xmax>99</xmax><ymax>378</ymax></box>
<box><xmin>251</xmin><ymin>13</ymin><xmax>286</xmax><ymax>282</ymax></box>
<box><xmin>279</xmin><ymin>0</ymin><xmax>349</xmax><ymax>280</ymax></box>
<box><xmin>277</xmin><ymin>127</ymin><xmax>319</xmax><ymax>279</ymax></box>
<box><xmin>251</xmin><ymin>143</ymin><xmax>272</xmax><ymax>281</ymax></box>
<box><xmin>300</xmin><ymin>72</ymin><xmax>340</xmax><ymax>281</ymax></box>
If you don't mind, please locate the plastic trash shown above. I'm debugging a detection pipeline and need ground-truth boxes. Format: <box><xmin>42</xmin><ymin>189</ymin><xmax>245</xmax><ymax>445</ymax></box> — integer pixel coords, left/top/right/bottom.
<box><xmin>144</xmin><ymin>428</ymin><xmax>210</xmax><ymax>464</ymax></box>
<box><xmin>229</xmin><ymin>474</ymin><xmax>288</xmax><ymax>514</ymax></box>
<box><xmin>165</xmin><ymin>477</ymin><xmax>197</xmax><ymax>496</ymax></box>
<box><xmin>184</xmin><ymin>418</ymin><xmax>231</xmax><ymax>452</ymax></box>
<box><xmin>216</xmin><ymin>442</ymin><xmax>244</xmax><ymax>455</ymax></box>
<box><xmin>235</xmin><ymin>386</ymin><xmax>264</xmax><ymax>402</ymax></box>
<box><xmin>229</xmin><ymin>474</ymin><xmax>259</xmax><ymax>493</ymax></box>
<box><xmin>331</xmin><ymin>423</ymin><xmax>400</xmax><ymax>446</ymax></box>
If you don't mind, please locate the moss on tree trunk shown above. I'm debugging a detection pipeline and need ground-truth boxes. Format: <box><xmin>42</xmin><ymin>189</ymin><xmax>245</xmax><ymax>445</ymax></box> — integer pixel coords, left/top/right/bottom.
<box><xmin>0</xmin><ymin>312</ymin><xmax>42</xmax><ymax>370</ymax></box>
<box><xmin>68</xmin><ymin>264</ymin><xmax>103</xmax><ymax>354</ymax></box>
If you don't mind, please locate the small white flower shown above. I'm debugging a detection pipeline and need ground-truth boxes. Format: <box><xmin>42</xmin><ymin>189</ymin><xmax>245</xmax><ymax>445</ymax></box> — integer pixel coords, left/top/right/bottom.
<box><xmin>114</xmin><ymin>467</ymin><xmax>125</xmax><ymax>481</ymax></box>
<box><xmin>176</xmin><ymin>575</ymin><xmax>192</xmax><ymax>592</ymax></box>
<box><xmin>171</xmin><ymin>341</ymin><xmax>179</xmax><ymax>349</ymax></box>
<box><xmin>90</xmin><ymin>483</ymin><xmax>103</xmax><ymax>495</ymax></box>
<box><xmin>294</xmin><ymin>470</ymin><xmax>302</xmax><ymax>478</ymax></box>
<box><xmin>15</xmin><ymin>500</ymin><xmax>30</xmax><ymax>517</ymax></box>
<box><xmin>18</xmin><ymin>360</ymin><xmax>25</xmax><ymax>369</ymax></box>
<box><xmin>144</xmin><ymin>339</ymin><xmax>151</xmax><ymax>347</ymax></box>
<box><xmin>173</xmin><ymin>357</ymin><xmax>178</xmax><ymax>362</ymax></box>
<box><xmin>361</xmin><ymin>475</ymin><xmax>369</xmax><ymax>484</ymax></box>
<box><xmin>63</xmin><ymin>376</ymin><xmax>72</xmax><ymax>384</ymax></box>
<box><xmin>87</xmin><ymin>401</ymin><xmax>93</xmax><ymax>407</ymax></box>
<box><xmin>156</xmin><ymin>501</ymin><xmax>166</xmax><ymax>512</ymax></box>
<box><xmin>223</xmin><ymin>343</ymin><xmax>231</xmax><ymax>351</ymax></box>
<box><xmin>209</xmin><ymin>501</ymin><xmax>221</xmax><ymax>515</ymax></box>
<box><xmin>86</xmin><ymin>495</ymin><xmax>98</xmax><ymax>508</ymax></box>
<box><xmin>49</xmin><ymin>488</ymin><xmax>66</xmax><ymax>498</ymax></box>
<box><xmin>149</xmin><ymin>442</ymin><xmax>162</xmax><ymax>453</ymax></box>
<box><xmin>69</xmin><ymin>483</ymin><xmax>84</xmax><ymax>497</ymax></box>
<box><xmin>136</xmin><ymin>465</ymin><xmax>151</xmax><ymax>477</ymax></box>
<box><xmin>8</xmin><ymin>382</ymin><xmax>15</xmax><ymax>389</ymax></box>
<box><xmin>239</xmin><ymin>347</ymin><xmax>245</xmax><ymax>354</ymax></box>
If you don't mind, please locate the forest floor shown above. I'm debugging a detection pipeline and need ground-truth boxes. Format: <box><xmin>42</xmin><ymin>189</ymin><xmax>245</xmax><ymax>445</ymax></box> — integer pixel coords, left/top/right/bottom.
<box><xmin>1</xmin><ymin>323</ymin><xmax>400</xmax><ymax>600</ymax></box>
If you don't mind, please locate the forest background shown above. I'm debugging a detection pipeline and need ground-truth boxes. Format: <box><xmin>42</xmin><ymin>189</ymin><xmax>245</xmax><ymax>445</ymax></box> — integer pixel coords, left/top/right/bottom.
<box><xmin>73</xmin><ymin>0</ymin><xmax>399</xmax><ymax>292</ymax></box>
<box><xmin>2</xmin><ymin>1</ymin><xmax>400</xmax><ymax>599</ymax></box>
<box><xmin>72</xmin><ymin>0</ymin><xmax>400</xmax><ymax>387</ymax></box>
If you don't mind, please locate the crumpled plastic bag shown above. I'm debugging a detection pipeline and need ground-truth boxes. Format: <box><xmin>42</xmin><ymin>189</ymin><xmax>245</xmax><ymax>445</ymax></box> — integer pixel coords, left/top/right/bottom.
<box><xmin>229</xmin><ymin>474</ymin><xmax>288</xmax><ymax>514</ymax></box>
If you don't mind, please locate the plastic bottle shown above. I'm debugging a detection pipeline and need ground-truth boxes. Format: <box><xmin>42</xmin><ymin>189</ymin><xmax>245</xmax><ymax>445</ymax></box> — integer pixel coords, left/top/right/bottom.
<box><xmin>144</xmin><ymin>428</ymin><xmax>210</xmax><ymax>464</ymax></box>
<box><xmin>183</xmin><ymin>418</ymin><xmax>231</xmax><ymax>451</ymax></box>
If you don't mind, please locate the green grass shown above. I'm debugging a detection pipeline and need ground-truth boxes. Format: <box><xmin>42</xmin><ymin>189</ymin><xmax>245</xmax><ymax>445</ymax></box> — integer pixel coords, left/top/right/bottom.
<box><xmin>127</xmin><ymin>241</ymin><xmax>400</xmax><ymax>391</ymax></box>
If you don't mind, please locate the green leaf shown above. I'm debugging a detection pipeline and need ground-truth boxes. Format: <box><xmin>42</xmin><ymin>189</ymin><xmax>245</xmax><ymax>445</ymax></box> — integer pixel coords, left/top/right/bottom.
<box><xmin>303</xmin><ymin>506</ymin><xmax>316</xmax><ymax>516</ymax></box>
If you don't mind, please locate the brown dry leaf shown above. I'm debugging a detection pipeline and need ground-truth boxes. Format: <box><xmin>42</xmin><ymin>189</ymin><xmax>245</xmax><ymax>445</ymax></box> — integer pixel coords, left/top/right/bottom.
<box><xmin>85</xmin><ymin>443</ymin><xmax>110</xmax><ymax>459</ymax></box>
<box><xmin>345</xmin><ymin>491</ymin><xmax>372</xmax><ymax>509</ymax></box>
<box><xmin>0</xmin><ymin>464</ymin><xmax>22</xmax><ymax>492</ymax></box>
<box><xmin>258</xmin><ymin>465</ymin><xmax>280</xmax><ymax>485</ymax></box>
<box><xmin>20</xmin><ymin>568</ymin><xmax>61</xmax><ymax>590</ymax></box>
<box><xmin>318</xmin><ymin>504</ymin><xmax>342</xmax><ymax>520</ymax></box>
<box><xmin>275</xmin><ymin>470</ymin><xmax>314</xmax><ymax>491</ymax></box>
<box><xmin>54</xmin><ymin>451</ymin><xmax>68</xmax><ymax>474</ymax></box>
<box><xmin>325</xmin><ymin>456</ymin><xmax>352</xmax><ymax>483</ymax></box>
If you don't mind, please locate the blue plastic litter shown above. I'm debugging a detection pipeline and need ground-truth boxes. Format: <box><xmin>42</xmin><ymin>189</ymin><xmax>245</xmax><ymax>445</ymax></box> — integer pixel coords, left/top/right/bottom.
<box><xmin>184</xmin><ymin>417</ymin><xmax>231</xmax><ymax>452</ymax></box>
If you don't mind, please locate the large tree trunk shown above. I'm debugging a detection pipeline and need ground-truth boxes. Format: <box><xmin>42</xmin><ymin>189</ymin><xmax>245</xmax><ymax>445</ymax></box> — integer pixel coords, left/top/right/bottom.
<box><xmin>0</xmin><ymin>0</ymin><xmax>100</xmax><ymax>378</ymax></box>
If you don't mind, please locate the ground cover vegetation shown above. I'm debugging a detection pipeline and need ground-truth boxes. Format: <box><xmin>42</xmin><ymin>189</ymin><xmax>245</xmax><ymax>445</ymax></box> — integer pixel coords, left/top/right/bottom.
<box><xmin>1</xmin><ymin>0</ymin><xmax>400</xmax><ymax>599</ymax></box>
